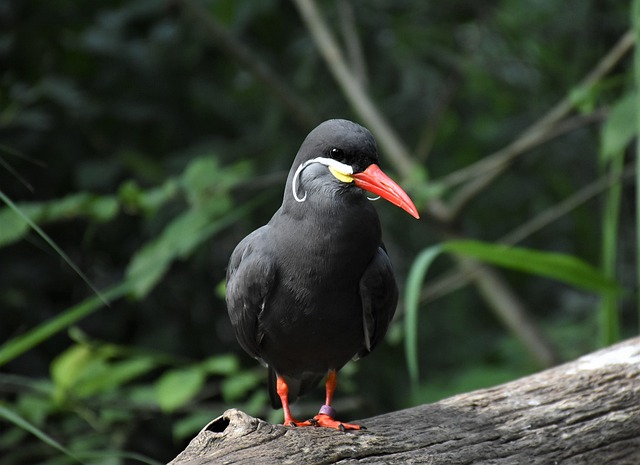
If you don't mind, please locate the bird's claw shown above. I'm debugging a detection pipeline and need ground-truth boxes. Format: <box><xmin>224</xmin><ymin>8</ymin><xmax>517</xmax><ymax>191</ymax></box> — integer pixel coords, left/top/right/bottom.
<box><xmin>309</xmin><ymin>413</ymin><xmax>363</xmax><ymax>431</ymax></box>
<box><xmin>283</xmin><ymin>413</ymin><xmax>363</xmax><ymax>430</ymax></box>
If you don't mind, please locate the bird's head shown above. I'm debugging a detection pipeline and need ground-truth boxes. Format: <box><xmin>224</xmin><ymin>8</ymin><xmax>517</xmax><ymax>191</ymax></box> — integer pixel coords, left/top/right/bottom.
<box><xmin>287</xmin><ymin>119</ymin><xmax>420</xmax><ymax>219</ymax></box>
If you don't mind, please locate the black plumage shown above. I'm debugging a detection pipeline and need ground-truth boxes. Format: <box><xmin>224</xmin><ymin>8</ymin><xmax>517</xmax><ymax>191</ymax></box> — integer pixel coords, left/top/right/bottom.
<box><xmin>226</xmin><ymin>119</ymin><xmax>418</xmax><ymax>429</ymax></box>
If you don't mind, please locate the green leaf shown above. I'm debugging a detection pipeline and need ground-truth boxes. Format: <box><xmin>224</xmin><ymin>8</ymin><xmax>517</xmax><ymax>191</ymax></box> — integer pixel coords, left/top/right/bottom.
<box><xmin>73</xmin><ymin>356</ymin><xmax>157</xmax><ymax>398</ymax></box>
<box><xmin>220</xmin><ymin>371</ymin><xmax>263</xmax><ymax>402</ymax></box>
<box><xmin>199</xmin><ymin>354</ymin><xmax>240</xmax><ymax>375</ymax></box>
<box><xmin>442</xmin><ymin>240</ymin><xmax>619</xmax><ymax>294</ymax></box>
<box><xmin>125</xmin><ymin>205</ymin><xmax>224</xmax><ymax>298</ymax></box>
<box><xmin>0</xmin><ymin>207</ymin><xmax>30</xmax><ymax>247</ymax></box>
<box><xmin>404</xmin><ymin>246</ymin><xmax>443</xmax><ymax>387</ymax></box>
<box><xmin>50</xmin><ymin>344</ymin><xmax>95</xmax><ymax>403</ymax></box>
<box><xmin>600</xmin><ymin>92</ymin><xmax>637</xmax><ymax>163</ymax></box>
<box><xmin>182</xmin><ymin>156</ymin><xmax>221</xmax><ymax>205</ymax></box>
<box><xmin>125</xmin><ymin>198</ymin><xmax>263</xmax><ymax>299</ymax></box>
<box><xmin>155</xmin><ymin>366</ymin><xmax>206</xmax><ymax>412</ymax></box>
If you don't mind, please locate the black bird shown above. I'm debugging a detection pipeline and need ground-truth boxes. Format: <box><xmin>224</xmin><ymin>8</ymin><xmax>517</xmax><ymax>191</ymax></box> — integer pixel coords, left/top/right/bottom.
<box><xmin>226</xmin><ymin>119</ymin><xmax>419</xmax><ymax>430</ymax></box>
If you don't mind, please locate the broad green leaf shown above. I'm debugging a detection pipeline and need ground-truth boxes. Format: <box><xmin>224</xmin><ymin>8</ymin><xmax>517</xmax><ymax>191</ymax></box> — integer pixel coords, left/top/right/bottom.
<box><xmin>50</xmin><ymin>344</ymin><xmax>95</xmax><ymax>403</ymax></box>
<box><xmin>442</xmin><ymin>240</ymin><xmax>619</xmax><ymax>294</ymax></box>
<box><xmin>155</xmin><ymin>366</ymin><xmax>206</xmax><ymax>412</ymax></box>
<box><xmin>0</xmin><ymin>208</ymin><xmax>30</xmax><ymax>247</ymax></box>
<box><xmin>125</xmin><ymin>204</ymin><xmax>225</xmax><ymax>298</ymax></box>
<box><xmin>404</xmin><ymin>246</ymin><xmax>443</xmax><ymax>387</ymax></box>
<box><xmin>600</xmin><ymin>92</ymin><xmax>637</xmax><ymax>163</ymax></box>
<box><xmin>199</xmin><ymin>354</ymin><xmax>239</xmax><ymax>375</ymax></box>
<box><xmin>220</xmin><ymin>371</ymin><xmax>263</xmax><ymax>402</ymax></box>
<box><xmin>125</xmin><ymin>198</ymin><xmax>262</xmax><ymax>299</ymax></box>
<box><xmin>118</xmin><ymin>179</ymin><xmax>179</xmax><ymax>216</ymax></box>
<box><xmin>182</xmin><ymin>156</ymin><xmax>221</xmax><ymax>205</ymax></box>
<box><xmin>73</xmin><ymin>357</ymin><xmax>157</xmax><ymax>398</ymax></box>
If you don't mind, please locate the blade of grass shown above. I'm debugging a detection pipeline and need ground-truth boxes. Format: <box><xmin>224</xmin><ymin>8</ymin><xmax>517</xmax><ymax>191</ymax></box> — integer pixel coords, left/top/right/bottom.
<box><xmin>0</xmin><ymin>189</ymin><xmax>109</xmax><ymax>306</ymax></box>
<box><xmin>599</xmin><ymin>151</ymin><xmax>623</xmax><ymax>346</ymax></box>
<box><xmin>442</xmin><ymin>240</ymin><xmax>619</xmax><ymax>295</ymax></box>
<box><xmin>404</xmin><ymin>245</ymin><xmax>442</xmax><ymax>388</ymax></box>
<box><xmin>0</xmin><ymin>283</ymin><xmax>129</xmax><ymax>367</ymax></box>
<box><xmin>0</xmin><ymin>404</ymin><xmax>84</xmax><ymax>464</ymax></box>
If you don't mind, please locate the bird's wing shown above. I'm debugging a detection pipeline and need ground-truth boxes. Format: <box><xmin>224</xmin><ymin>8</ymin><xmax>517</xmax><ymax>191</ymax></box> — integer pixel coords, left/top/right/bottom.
<box><xmin>356</xmin><ymin>245</ymin><xmax>399</xmax><ymax>359</ymax></box>
<box><xmin>225</xmin><ymin>226</ymin><xmax>276</xmax><ymax>363</ymax></box>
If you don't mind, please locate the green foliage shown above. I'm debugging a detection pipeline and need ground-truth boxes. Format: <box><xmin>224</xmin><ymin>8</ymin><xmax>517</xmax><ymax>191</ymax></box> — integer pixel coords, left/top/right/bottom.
<box><xmin>404</xmin><ymin>245</ymin><xmax>442</xmax><ymax>387</ymax></box>
<box><xmin>155</xmin><ymin>367</ymin><xmax>206</xmax><ymax>412</ymax></box>
<box><xmin>404</xmin><ymin>241</ymin><xmax>620</xmax><ymax>386</ymax></box>
<box><xmin>442</xmin><ymin>241</ymin><xmax>619</xmax><ymax>294</ymax></box>
<box><xmin>600</xmin><ymin>92</ymin><xmax>638</xmax><ymax>162</ymax></box>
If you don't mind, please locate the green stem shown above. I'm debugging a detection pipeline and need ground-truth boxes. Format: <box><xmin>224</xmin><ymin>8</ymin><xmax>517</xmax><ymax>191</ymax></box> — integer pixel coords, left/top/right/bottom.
<box><xmin>599</xmin><ymin>153</ymin><xmax>623</xmax><ymax>345</ymax></box>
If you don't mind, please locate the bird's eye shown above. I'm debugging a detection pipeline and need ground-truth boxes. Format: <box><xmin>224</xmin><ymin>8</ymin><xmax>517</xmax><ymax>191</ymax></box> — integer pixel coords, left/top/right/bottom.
<box><xmin>330</xmin><ymin>148</ymin><xmax>343</xmax><ymax>159</ymax></box>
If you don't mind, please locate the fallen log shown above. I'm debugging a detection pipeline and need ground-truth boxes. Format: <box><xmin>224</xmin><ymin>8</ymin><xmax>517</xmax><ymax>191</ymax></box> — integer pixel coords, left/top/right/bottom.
<box><xmin>170</xmin><ymin>337</ymin><xmax>640</xmax><ymax>464</ymax></box>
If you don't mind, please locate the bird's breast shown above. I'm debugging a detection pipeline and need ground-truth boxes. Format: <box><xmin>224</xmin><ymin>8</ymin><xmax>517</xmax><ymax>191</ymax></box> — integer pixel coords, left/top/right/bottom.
<box><xmin>259</xmin><ymin>204</ymin><xmax>382</xmax><ymax>373</ymax></box>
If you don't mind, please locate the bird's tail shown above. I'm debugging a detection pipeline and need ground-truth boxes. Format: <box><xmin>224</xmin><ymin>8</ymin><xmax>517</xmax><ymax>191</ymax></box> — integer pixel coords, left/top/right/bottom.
<box><xmin>268</xmin><ymin>367</ymin><xmax>324</xmax><ymax>409</ymax></box>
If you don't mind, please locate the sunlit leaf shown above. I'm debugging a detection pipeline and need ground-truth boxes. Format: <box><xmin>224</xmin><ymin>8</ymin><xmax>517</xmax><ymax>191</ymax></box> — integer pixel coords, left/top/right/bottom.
<box><xmin>155</xmin><ymin>366</ymin><xmax>206</xmax><ymax>412</ymax></box>
<box><xmin>50</xmin><ymin>344</ymin><xmax>95</xmax><ymax>403</ymax></box>
<box><xmin>220</xmin><ymin>371</ymin><xmax>263</xmax><ymax>403</ymax></box>
<box><xmin>199</xmin><ymin>354</ymin><xmax>239</xmax><ymax>375</ymax></box>
<box><xmin>74</xmin><ymin>357</ymin><xmax>157</xmax><ymax>398</ymax></box>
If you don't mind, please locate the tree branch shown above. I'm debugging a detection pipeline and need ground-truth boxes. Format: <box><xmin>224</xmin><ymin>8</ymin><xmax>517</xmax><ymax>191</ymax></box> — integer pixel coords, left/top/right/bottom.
<box><xmin>291</xmin><ymin>0</ymin><xmax>416</xmax><ymax>178</ymax></box>
<box><xmin>437</xmin><ymin>30</ymin><xmax>634</xmax><ymax>196</ymax></box>
<box><xmin>170</xmin><ymin>337</ymin><xmax>640</xmax><ymax>464</ymax></box>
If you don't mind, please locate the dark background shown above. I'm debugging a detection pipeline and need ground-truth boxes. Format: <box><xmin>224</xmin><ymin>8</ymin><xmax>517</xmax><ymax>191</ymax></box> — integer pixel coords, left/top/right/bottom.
<box><xmin>0</xmin><ymin>1</ymin><xmax>635</xmax><ymax>464</ymax></box>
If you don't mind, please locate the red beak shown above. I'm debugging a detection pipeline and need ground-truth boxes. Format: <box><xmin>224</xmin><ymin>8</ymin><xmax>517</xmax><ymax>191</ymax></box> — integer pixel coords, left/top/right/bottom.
<box><xmin>353</xmin><ymin>164</ymin><xmax>420</xmax><ymax>219</ymax></box>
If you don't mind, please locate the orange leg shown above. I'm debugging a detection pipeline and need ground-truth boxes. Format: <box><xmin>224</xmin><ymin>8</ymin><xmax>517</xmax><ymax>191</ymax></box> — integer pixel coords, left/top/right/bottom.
<box><xmin>311</xmin><ymin>369</ymin><xmax>363</xmax><ymax>431</ymax></box>
<box><xmin>277</xmin><ymin>371</ymin><xmax>363</xmax><ymax>431</ymax></box>
<box><xmin>276</xmin><ymin>376</ymin><xmax>313</xmax><ymax>427</ymax></box>
<box><xmin>324</xmin><ymin>369</ymin><xmax>337</xmax><ymax>406</ymax></box>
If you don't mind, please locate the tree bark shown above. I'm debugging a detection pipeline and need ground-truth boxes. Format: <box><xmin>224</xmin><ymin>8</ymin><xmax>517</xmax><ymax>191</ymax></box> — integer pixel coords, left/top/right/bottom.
<box><xmin>169</xmin><ymin>337</ymin><xmax>640</xmax><ymax>464</ymax></box>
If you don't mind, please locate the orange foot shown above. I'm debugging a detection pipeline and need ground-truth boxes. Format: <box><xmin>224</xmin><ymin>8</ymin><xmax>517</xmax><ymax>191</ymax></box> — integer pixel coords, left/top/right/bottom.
<box><xmin>309</xmin><ymin>413</ymin><xmax>364</xmax><ymax>431</ymax></box>
<box><xmin>284</xmin><ymin>414</ymin><xmax>364</xmax><ymax>431</ymax></box>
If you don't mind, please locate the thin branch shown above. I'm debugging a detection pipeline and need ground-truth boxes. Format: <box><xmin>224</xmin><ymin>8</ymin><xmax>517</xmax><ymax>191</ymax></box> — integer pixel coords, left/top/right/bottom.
<box><xmin>337</xmin><ymin>0</ymin><xmax>368</xmax><ymax>89</ymax></box>
<box><xmin>500</xmin><ymin>164</ymin><xmax>636</xmax><ymax>245</ymax></box>
<box><xmin>179</xmin><ymin>0</ymin><xmax>319</xmax><ymax>129</ymax></box>
<box><xmin>291</xmin><ymin>0</ymin><xmax>415</xmax><ymax>177</ymax></box>
<box><xmin>437</xmin><ymin>30</ymin><xmax>634</xmax><ymax>193</ymax></box>
<box><xmin>447</xmin><ymin>109</ymin><xmax>608</xmax><ymax>218</ymax></box>
<box><xmin>421</xmin><ymin>165</ymin><xmax>636</xmax><ymax>306</ymax></box>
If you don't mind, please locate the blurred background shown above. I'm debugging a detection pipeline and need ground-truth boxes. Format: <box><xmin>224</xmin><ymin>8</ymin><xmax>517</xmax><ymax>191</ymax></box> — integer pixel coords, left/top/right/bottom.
<box><xmin>0</xmin><ymin>0</ymin><xmax>636</xmax><ymax>463</ymax></box>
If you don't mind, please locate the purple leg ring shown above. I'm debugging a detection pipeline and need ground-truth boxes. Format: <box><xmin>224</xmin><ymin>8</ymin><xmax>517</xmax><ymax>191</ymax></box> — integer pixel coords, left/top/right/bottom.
<box><xmin>319</xmin><ymin>404</ymin><xmax>337</xmax><ymax>418</ymax></box>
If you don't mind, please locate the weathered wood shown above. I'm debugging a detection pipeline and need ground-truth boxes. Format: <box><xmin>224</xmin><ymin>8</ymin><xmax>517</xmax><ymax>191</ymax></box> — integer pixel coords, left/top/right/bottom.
<box><xmin>170</xmin><ymin>337</ymin><xmax>640</xmax><ymax>464</ymax></box>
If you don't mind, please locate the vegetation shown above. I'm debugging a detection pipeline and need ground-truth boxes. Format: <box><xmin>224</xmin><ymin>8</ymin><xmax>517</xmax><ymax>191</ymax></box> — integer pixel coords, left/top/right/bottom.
<box><xmin>0</xmin><ymin>1</ymin><xmax>635</xmax><ymax>463</ymax></box>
